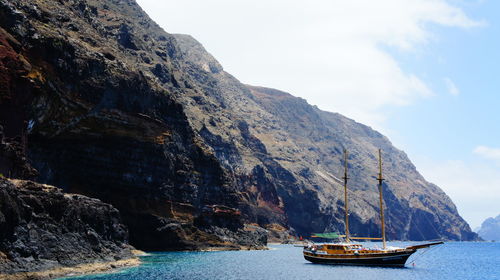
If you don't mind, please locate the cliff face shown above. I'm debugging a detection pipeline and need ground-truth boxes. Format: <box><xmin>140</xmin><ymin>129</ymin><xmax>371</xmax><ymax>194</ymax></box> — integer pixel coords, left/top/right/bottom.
<box><xmin>0</xmin><ymin>178</ymin><xmax>133</xmax><ymax>274</ymax></box>
<box><xmin>172</xmin><ymin>33</ymin><xmax>477</xmax><ymax>241</ymax></box>
<box><xmin>243</xmin><ymin>86</ymin><xmax>477</xmax><ymax>241</ymax></box>
<box><xmin>0</xmin><ymin>0</ymin><xmax>478</xmax><ymax>254</ymax></box>
<box><xmin>0</xmin><ymin>0</ymin><xmax>266</xmax><ymax>251</ymax></box>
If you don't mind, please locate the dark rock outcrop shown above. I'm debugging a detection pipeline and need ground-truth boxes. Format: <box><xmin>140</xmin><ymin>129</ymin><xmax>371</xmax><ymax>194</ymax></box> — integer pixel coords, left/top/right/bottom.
<box><xmin>0</xmin><ymin>25</ymin><xmax>37</xmax><ymax>180</ymax></box>
<box><xmin>0</xmin><ymin>0</ymin><xmax>477</xmax><ymax>259</ymax></box>
<box><xmin>0</xmin><ymin>178</ymin><xmax>133</xmax><ymax>274</ymax></box>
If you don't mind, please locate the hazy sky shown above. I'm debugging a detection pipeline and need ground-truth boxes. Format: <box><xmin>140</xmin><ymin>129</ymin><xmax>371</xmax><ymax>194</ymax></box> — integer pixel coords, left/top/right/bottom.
<box><xmin>136</xmin><ymin>0</ymin><xmax>500</xmax><ymax>229</ymax></box>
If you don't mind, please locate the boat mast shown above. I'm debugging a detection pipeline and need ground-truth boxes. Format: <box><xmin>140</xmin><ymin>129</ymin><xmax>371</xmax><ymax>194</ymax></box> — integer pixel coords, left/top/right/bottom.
<box><xmin>377</xmin><ymin>149</ymin><xmax>387</xmax><ymax>249</ymax></box>
<box><xmin>342</xmin><ymin>149</ymin><xmax>350</xmax><ymax>243</ymax></box>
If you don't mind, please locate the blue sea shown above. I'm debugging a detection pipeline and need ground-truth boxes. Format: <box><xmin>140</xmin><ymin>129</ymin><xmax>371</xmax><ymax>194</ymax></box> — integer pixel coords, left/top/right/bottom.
<box><xmin>61</xmin><ymin>242</ymin><xmax>499</xmax><ymax>280</ymax></box>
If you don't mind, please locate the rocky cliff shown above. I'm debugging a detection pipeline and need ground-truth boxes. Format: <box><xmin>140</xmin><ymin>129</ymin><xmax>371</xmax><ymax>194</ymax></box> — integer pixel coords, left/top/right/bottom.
<box><xmin>243</xmin><ymin>86</ymin><xmax>478</xmax><ymax>241</ymax></box>
<box><xmin>172</xmin><ymin>33</ymin><xmax>477</xmax><ymax>241</ymax></box>
<box><xmin>0</xmin><ymin>178</ymin><xmax>134</xmax><ymax>276</ymax></box>
<box><xmin>0</xmin><ymin>0</ymin><xmax>267</xmax><ymax>251</ymax></box>
<box><xmin>0</xmin><ymin>0</ymin><xmax>477</xmax><ymax>257</ymax></box>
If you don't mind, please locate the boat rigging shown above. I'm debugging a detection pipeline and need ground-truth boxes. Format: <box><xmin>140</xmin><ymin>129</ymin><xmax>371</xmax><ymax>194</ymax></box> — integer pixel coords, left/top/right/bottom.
<box><xmin>303</xmin><ymin>149</ymin><xmax>443</xmax><ymax>266</ymax></box>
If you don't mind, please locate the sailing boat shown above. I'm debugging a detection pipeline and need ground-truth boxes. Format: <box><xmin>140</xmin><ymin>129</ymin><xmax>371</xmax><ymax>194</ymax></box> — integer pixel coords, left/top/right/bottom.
<box><xmin>303</xmin><ymin>149</ymin><xmax>443</xmax><ymax>267</ymax></box>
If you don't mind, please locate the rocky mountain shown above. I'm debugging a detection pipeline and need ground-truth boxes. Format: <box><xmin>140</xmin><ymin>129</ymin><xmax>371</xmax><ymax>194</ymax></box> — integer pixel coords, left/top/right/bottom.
<box><xmin>172</xmin><ymin>34</ymin><xmax>477</xmax><ymax>241</ymax></box>
<box><xmin>0</xmin><ymin>0</ymin><xmax>477</xmax><ymax>261</ymax></box>
<box><xmin>476</xmin><ymin>215</ymin><xmax>500</xmax><ymax>241</ymax></box>
<box><xmin>0</xmin><ymin>178</ymin><xmax>134</xmax><ymax>276</ymax></box>
<box><xmin>0</xmin><ymin>0</ymin><xmax>267</xmax><ymax>252</ymax></box>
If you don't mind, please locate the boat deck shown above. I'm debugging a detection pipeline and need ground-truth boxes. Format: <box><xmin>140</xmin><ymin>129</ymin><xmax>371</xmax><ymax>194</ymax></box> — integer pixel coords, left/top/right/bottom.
<box><xmin>303</xmin><ymin>246</ymin><xmax>416</xmax><ymax>266</ymax></box>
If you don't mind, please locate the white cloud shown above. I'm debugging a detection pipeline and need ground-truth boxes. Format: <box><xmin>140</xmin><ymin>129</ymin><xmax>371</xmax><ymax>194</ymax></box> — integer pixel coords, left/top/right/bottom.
<box><xmin>414</xmin><ymin>156</ymin><xmax>500</xmax><ymax>229</ymax></box>
<box><xmin>474</xmin><ymin>146</ymin><xmax>500</xmax><ymax>162</ymax></box>
<box><xmin>444</xmin><ymin>77</ymin><xmax>460</xmax><ymax>96</ymax></box>
<box><xmin>136</xmin><ymin>0</ymin><xmax>481</xmax><ymax>130</ymax></box>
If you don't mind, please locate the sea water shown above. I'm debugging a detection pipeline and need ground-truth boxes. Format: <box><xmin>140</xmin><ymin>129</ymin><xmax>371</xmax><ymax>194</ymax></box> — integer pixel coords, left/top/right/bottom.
<box><xmin>60</xmin><ymin>242</ymin><xmax>499</xmax><ymax>280</ymax></box>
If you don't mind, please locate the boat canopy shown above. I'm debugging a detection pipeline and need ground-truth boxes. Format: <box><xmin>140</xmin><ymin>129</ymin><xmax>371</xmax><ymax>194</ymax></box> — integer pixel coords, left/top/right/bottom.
<box><xmin>311</xmin><ymin>232</ymin><xmax>342</xmax><ymax>239</ymax></box>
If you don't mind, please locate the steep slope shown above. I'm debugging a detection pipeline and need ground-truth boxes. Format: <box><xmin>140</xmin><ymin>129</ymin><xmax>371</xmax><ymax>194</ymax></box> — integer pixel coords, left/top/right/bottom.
<box><xmin>0</xmin><ymin>0</ymin><xmax>477</xmax><ymax>254</ymax></box>
<box><xmin>477</xmin><ymin>215</ymin><xmax>500</xmax><ymax>241</ymax></box>
<box><xmin>245</xmin><ymin>86</ymin><xmax>476</xmax><ymax>240</ymax></box>
<box><xmin>173</xmin><ymin>35</ymin><xmax>477</xmax><ymax>241</ymax></box>
<box><xmin>0</xmin><ymin>0</ymin><xmax>266</xmax><ymax>250</ymax></box>
<box><xmin>0</xmin><ymin>178</ymin><xmax>134</xmax><ymax>276</ymax></box>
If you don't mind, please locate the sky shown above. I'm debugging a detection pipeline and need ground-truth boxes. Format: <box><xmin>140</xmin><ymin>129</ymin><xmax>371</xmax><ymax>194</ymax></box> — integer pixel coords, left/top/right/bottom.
<box><xmin>136</xmin><ymin>0</ymin><xmax>500</xmax><ymax>229</ymax></box>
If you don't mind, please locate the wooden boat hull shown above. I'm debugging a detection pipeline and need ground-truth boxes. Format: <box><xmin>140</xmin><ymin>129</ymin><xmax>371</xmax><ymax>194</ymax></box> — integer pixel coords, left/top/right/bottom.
<box><xmin>303</xmin><ymin>250</ymin><xmax>416</xmax><ymax>267</ymax></box>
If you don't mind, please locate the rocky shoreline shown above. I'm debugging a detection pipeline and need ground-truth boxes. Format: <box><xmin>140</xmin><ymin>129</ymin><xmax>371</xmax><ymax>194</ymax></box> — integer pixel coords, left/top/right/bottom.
<box><xmin>0</xmin><ymin>257</ymin><xmax>141</xmax><ymax>280</ymax></box>
<box><xmin>0</xmin><ymin>177</ymin><xmax>268</xmax><ymax>279</ymax></box>
<box><xmin>0</xmin><ymin>178</ymin><xmax>135</xmax><ymax>278</ymax></box>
